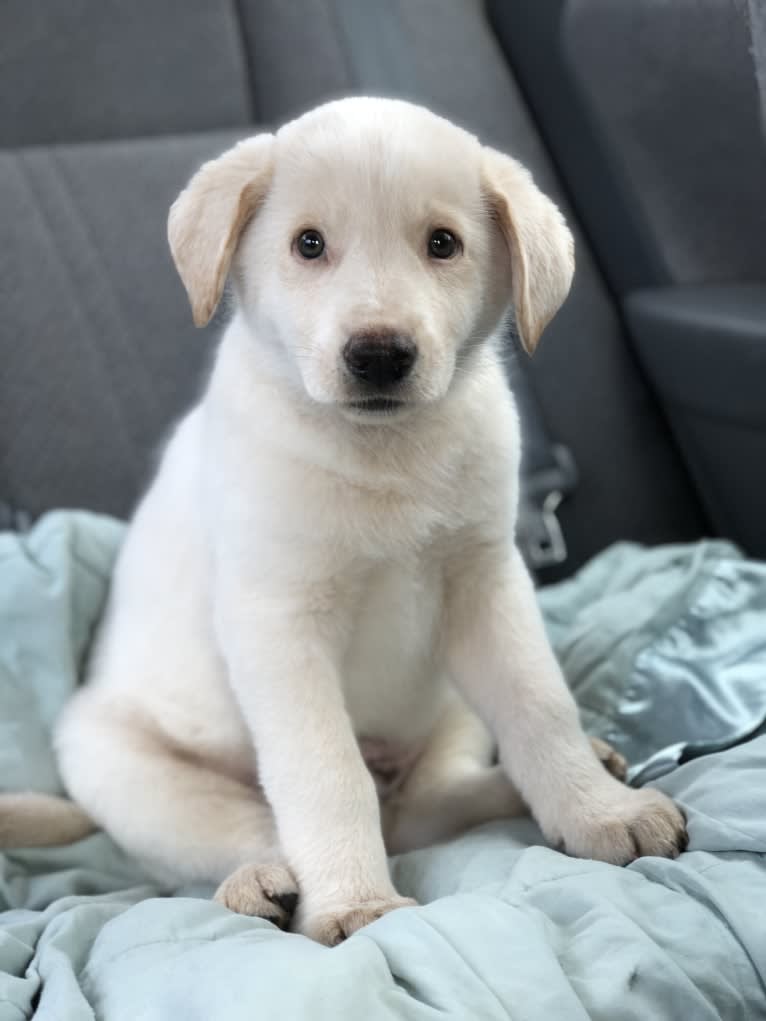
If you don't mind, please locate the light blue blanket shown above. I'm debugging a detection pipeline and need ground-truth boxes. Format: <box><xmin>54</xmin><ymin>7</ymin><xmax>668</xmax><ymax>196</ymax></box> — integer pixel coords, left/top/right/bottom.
<box><xmin>1</xmin><ymin>512</ymin><xmax>765</xmax><ymax>1020</ymax></box>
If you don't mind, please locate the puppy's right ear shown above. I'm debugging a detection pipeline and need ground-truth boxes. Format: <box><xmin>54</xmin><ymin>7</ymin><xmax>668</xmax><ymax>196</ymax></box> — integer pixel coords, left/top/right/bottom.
<box><xmin>168</xmin><ymin>134</ymin><xmax>275</xmax><ymax>327</ymax></box>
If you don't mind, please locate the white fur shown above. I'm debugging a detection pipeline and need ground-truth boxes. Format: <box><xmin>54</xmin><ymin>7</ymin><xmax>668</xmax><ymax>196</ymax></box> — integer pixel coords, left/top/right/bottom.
<box><xmin>8</xmin><ymin>98</ymin><xmax>686</xmax><ymax>945</ymax></box>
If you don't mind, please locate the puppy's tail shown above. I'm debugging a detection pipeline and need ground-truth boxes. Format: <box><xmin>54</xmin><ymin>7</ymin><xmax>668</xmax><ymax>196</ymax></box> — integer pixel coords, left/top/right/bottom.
<box><xmin>0</xmin><ymin>792</ymin><xmax>97</xmax><ymax>847</ymax></box>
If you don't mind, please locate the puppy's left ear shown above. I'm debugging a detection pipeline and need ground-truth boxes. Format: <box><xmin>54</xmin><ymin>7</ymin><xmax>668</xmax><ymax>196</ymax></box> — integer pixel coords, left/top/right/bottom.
<box><xmin>482</xmin><ymin>147</ymin><xmax>574</xmax><ymax>354</ymax></box>
<box><xmin>168</xmin><ymin>134</ymin><xmax>275</xmax><ymax>327</ymax></box>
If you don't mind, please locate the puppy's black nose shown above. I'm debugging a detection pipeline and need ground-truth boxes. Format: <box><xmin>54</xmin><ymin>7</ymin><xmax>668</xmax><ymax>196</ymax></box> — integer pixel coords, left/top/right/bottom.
<box><xmin>343</xmin><ymin>331</ymin><xmax>418</xmax><ymax>387</ymax></box>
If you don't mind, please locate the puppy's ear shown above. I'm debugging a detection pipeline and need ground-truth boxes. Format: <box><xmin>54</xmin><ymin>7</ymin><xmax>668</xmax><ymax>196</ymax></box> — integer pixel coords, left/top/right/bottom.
<box><xmin>482</xmin><ymin>147</ymin><xmax>574</xmax><ymax>354</ymax></box>
<box><xmin>168</xmin><ymin>134</ymin><xmax>275</xmax><ymax>326</ymax></box>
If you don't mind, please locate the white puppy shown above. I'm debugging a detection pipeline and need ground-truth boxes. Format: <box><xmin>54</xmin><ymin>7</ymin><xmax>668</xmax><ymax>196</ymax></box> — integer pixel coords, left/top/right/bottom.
<box><xmin>0</xmin><ymin>98</ymin><xmax>686</xmax><ymax>945</ymax></box>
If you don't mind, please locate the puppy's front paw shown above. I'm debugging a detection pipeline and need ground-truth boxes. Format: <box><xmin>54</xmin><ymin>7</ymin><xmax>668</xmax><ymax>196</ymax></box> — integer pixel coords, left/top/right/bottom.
<box><xmin>300</xmin><ymin>895</ymin><xmax>417</xmax><ymax>946</ymax></box>
<box><xmin>561</xmin><ymin>787</ymin><xmax>688</xmax><ymax>865</ymax></box>
<box><xmin>214</xmin><ymin>863</ymin><xmax>299</xmax><ymax>929</ymax></box>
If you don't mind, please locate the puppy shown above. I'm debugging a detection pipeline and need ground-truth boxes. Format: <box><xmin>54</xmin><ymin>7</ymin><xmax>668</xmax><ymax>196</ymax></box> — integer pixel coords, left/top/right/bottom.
<box><xmin>0</xmin><ymin>98</ymin><xmax>686</xmax><ymax>945</ymax></box>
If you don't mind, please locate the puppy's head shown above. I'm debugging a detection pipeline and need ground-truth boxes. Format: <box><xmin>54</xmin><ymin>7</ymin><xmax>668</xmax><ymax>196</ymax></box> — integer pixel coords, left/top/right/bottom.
<box><xmin>169</xmin><ymin>98</ymin><xmax>574</xmax><ymax>421</ymax></box>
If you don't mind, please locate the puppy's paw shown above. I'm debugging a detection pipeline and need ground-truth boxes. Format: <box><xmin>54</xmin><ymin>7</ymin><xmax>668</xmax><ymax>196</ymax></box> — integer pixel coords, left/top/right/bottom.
<box><xmin>590</xmin><ymin>736</ymin><xmax>628</xmax><ymax>782</ymax></box>
<box><xmin>300</xmin><ymin>895</ymin><xmax>417</xmax><ymax>946</ymax></box>
<box><xmin>560</xmin><ymin>787</ymin><xmax>687</xmax><ymax>865</ymax></box>
<box><xmin>214</xmin><ymin>863</ymin><xmax>299</xmax><ymax>929</ymax></box>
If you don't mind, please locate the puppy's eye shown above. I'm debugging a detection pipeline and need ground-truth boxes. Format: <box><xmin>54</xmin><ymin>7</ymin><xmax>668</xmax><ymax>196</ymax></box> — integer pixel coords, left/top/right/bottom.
<box><xmin>296</xmin><ymin>229</ymin><xmax>325</xmax><ymax>260</ymax></box>
<box><xmin>428</xmin><ymin>228</ymin><xmax>460</xmax><ymax>260</ymax></box>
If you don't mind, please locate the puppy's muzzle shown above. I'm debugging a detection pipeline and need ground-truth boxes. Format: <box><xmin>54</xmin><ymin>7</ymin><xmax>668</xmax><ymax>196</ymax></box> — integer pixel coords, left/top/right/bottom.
<box><xmin>343</xmin><ymin>331</ymin><xmax>418</xmax><ymax>389</ymax></box>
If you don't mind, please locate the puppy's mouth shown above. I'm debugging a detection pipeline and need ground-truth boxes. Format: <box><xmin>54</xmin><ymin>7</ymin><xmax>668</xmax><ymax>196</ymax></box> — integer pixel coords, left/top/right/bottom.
<box><xmin>345</xmin><ymin>397</ymin><xmax>406</xmax><ymax>414</ymax></box>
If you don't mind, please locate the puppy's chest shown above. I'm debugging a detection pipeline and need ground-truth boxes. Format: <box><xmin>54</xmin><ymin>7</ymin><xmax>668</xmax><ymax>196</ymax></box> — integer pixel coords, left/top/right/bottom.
<box><xmin>333</xmin><ymin>471</ymin><xmax>470</xmax><ymax>559</ymax></box>
<box><xmin>341</xmin><ymin>558</ymin><xmax>446</xmax><ymax>750</ymax></box>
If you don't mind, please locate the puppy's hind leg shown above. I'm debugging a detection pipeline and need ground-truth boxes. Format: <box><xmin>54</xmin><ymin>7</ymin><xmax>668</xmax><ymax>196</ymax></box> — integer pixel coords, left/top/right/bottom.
<box><xmin>55</xmin><ymin>696</ymin><xmax>298</xmax><ymax>929</ymax></box>
<box><xmin>383</xmin><ymin>695</ymin><xmax>526</xmax><ymax>855</ymax></box>
<box><xmin>383</xmin><ymin>700</ymin><xmax>629</xmax><ymax>855</ymax></box>
<box><xmin>590</xmin><ymin>736</ymin><xmax>628</xmax><ymax>783</ymax></box>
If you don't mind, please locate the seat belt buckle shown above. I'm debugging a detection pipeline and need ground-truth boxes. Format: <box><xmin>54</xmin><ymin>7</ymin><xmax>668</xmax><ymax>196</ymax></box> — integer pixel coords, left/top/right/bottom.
<box><xmin>525</xmin><ymin>488</ymin><xmax>568</xmax><ymax>568</ymax></box>
<box><xmin>517</xmin><ymin>445</ymin><xmax>577</xmax><ymax>570</ymax></box>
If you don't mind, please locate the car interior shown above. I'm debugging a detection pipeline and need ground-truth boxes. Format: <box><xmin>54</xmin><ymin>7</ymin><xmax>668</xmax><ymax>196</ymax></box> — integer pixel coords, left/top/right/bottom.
<box><xmin>1</xmin><ymin>2</ymin><xmax>764</xmax><ymax>1017</ymax></box>
<box><xmin>3</xmin><ymin>1</ymin><xmax>765</xmax><ymax>576</ymax></box>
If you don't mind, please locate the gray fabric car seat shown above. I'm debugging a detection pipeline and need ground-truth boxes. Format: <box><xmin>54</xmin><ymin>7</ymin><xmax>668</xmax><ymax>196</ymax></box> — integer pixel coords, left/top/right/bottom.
<box><xmin>0</xmin><ymin>0</ymin><xmax>707</xmax><ymax>575</ymax></box>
